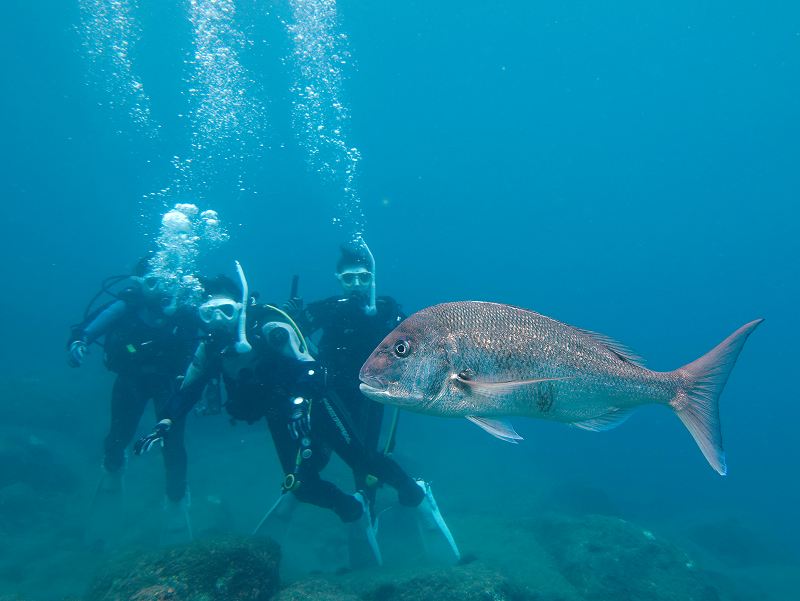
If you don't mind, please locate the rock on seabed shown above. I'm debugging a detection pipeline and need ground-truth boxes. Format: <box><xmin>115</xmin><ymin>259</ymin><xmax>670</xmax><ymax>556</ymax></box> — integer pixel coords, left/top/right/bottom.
<box><xmin>531</xmin><ymin>514</ymin><xmax>720</xmax><ymax>601</ymax></box>
<box><xmin>86</xmin><ymin>536</ymin><xmax>280</xmax><ymax>601</ymax></box>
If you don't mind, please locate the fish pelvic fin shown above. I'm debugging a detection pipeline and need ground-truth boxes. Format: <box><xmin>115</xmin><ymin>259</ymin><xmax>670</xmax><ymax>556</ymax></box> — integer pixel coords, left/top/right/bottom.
<box><xmin>671</xmin><ymin>319</ymin><xmax>763</xmax><ymax>476</ymax></box>
<box><xmin>466</xmin><ymin>416</ymin><xmax>523</xmax><ymax>443</ymax></box>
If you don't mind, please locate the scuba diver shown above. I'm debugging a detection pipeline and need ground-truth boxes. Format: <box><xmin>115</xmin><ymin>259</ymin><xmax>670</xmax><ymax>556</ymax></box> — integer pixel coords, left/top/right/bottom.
<box><xmin>289</xmin><ymin>240</ymin><xmax>404</xmax><ymax>493</ymax></box>
<box><xmin>66</xmin><ymin>256</ymin><xmax>199</xmax><ymax>547</ymax></box>
<box><xmin>135</xmin><ymin>261</ymin><xmax>459</xmax><ymax>566</ymax></box>
<box><xmin>286</xmin><ymin>239</ymin><xmax>460</xmax><ymax>563</ymax></box>
<box><xmin>287</xmin><ymin>240</ymin><xmax>405</xmax><ymax>466</ymax></box>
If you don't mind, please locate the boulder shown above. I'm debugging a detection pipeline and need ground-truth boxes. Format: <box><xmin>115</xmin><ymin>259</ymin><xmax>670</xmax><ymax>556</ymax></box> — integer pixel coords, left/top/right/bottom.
<box><xmin>86</xmin><ymin>536</ymin><xmax>280</xmax><ymax>601</ymax></box>
<box><xmin>531</xmin><ymin>514</ymin><xmax>720</xmax><ymax>601</ymax></box>
<box><xmin>362</xmin><ymin>564</ymin><xmax>541</xmax><ymax>601</ymax></box>
<box><xmin>275</xmin><ymin>578</ymin><xmax>360</xmax><ymax>601</ymax></box>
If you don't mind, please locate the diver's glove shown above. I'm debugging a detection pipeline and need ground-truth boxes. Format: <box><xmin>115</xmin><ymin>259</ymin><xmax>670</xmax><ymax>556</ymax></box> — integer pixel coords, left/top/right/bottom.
<box><xmin>281</xmin><ymin>297</ymin><xmax>304</xmax><ymax>317</ymax></box>
<box><xmin>288</xmin><ymin>396</ymin><xmax>311</xmax><ymax>440</ymax></box>
<box><xmin>67</xmin><ymin>340</ymin><xmax>88</xmax><ymax>368</ymax></box>
<box><xmin>134</xmin><ymin>419</ymin><xmax>172</xmax><ymax>455</ymax></box>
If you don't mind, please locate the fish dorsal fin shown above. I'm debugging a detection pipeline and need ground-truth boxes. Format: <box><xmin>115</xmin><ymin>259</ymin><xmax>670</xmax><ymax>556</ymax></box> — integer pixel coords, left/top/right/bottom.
<box><xmin>572</xmin><ymin>407</ymin><xmax>635</xmax><ymax>432</ymax></box>
<box><xmin>576</xmin><ymin>328</ymin><xmax>644</xmax><ymax>367</ymax></box>
<box><xmin>466</xmin><ymin>416</ymin><xmax>523</xmax><ymax>443</ymax></box>
<box><xmin>455</xmin><ymin>372</ymin><xmax>567</xmax><ymax>400</ymax></box>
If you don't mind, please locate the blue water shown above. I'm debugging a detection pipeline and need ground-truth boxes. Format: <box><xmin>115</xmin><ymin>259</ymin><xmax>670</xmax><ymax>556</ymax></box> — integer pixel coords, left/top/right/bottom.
<box><xmin>1</xmin><ymin>1</ymin><xmax>798</xmax><ymax>599</ymax></box>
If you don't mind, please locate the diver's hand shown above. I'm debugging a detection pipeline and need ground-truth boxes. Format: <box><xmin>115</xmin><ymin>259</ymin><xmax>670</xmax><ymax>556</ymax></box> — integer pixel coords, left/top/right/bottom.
<box><xmin>282</xmin><ymin>297</ymin><xmax>304</xmax><ymax>316</ymax></box>
<box><xmin>67</xmin><ymin>340</ymin><xmax>88</xmax><ymax>368</ymax></box>
<box><xmin>288</xmin><ymin>397</ymin><xmax>311</xmax><ymax>440</ymax></box>
<box><xmin>134</xmin><ymin>419</ymin><xmax>172</xmax><ymax>455</ymax></box>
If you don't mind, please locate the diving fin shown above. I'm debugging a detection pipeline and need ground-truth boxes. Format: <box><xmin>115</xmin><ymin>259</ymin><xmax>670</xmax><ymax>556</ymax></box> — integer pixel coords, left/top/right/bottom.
<box><xmin>84</xmin><ymin>468</ymin><xmax>125</xmax><ymax>551</ymax></box>
<box><xmin>348</xmin><ymin>492</ymin><xmax>383</xmax><ymax>567</ymax></box>
<box><xmin>253</xmin><ymin>492</ymin><xmax>299</xmax><ymax>544</ymax></box>
<box><xmin>414</xmin><ymin>480</ymin><xmax>461</xmax><ymax>563</ymax></box>
<box><xmin>160</xmin><ymin>493</ymin><xmax>193</xmax><ymax>547</ymax></box>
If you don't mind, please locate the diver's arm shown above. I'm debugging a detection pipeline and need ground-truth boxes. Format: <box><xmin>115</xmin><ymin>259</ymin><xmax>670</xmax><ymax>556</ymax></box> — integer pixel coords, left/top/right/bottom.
<box><xmin>293</xmin><ymin>298</ymin><xmax>329</xmax><ymax>337</ymax></box>
<box><xmin>75</xmin><ymin>300</ymin><xmax>130</xmax><ymax>345</ymax></box>
<box><xmin>167</xmin><ymin>341</ymin><xmax>220</xmax><ymax>420</ymax></box>
<box><xmin>66</xmin><ymin>300</ymin><xmax>131</xmax><ymax>367</ymax></box>
<box><xmin>134</xmin><ymin>342</ymin><xmax>219</xmax><ymax>456</ymax></box>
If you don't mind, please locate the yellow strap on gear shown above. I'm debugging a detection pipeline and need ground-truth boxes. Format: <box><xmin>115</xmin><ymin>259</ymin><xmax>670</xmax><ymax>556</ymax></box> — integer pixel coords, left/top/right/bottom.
<box><xmin>264</xmin><ymin>305</ymin><xmax>308</xmax><ymax>354</ymax></box>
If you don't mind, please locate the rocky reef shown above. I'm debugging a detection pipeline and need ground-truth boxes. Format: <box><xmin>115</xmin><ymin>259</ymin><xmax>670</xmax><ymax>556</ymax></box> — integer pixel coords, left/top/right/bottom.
<box><xmin>46</xmin><ymin>510</ymin><xmax>779</xmax><ymax>601</ymax></box>
<box><xmin>86</xmin><ymin>536</ymin><xmax>281</xmax><ymax>601</ymax></box>
<box><xmin>531</xmin><ymin>514</ymin><xmax>720</xmax><ymax>601</ymax></box>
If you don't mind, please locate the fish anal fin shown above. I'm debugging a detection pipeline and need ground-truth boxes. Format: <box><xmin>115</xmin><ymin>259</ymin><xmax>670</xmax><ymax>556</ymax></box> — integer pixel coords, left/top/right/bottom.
<box><xmin>572</xmin><ymin>407</ymin><xmax>634</xmax><ymax>432</ymax></box>
<box><xmin>466</xmin><ymin>416</ymin><xmax>523</xmax><ymax>443</ymax></box>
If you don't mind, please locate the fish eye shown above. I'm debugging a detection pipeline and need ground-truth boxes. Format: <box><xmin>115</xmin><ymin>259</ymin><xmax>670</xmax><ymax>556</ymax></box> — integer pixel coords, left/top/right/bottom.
<box><xmin>393</xmin><ymin>339</ymin><xmax>410</xmax><ymax>357</ymax></box>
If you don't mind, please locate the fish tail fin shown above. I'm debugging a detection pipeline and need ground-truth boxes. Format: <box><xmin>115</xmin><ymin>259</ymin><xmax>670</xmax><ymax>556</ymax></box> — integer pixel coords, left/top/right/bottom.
<box><xmin>670</xmin><ymin>319</ymin><xmax>763</xmax><ymax>475</ymax></box>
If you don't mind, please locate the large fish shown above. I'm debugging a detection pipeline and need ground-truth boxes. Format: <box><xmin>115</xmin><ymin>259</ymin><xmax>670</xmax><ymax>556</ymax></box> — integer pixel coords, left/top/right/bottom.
<box><xmin>359</xmin><ymin>301</ymin><xmax>762</xmax><ymax>475</ymax></box>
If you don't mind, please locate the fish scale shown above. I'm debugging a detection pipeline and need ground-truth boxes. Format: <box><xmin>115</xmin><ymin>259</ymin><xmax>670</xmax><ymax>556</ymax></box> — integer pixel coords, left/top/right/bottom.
<box><xmin>425</xmin><ymin>302</ymin><xmax>672</xmax><ymax>421</ymax></box>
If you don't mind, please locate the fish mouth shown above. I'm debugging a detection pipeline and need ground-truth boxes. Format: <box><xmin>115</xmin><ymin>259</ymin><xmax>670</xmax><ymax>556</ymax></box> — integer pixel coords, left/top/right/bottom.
<box><xmin>359</xmin><ymin>373</ymin><xmax>399</xmax><ymax>403</ymax></box>
<box><xmin>359</xmin><ymin>381</ymin><xmax>392</xmax><ymax>401</ymax></box>
<box><xmin>359</xmin><ymin>379</ymin><xmax>428</xmax><ymax>407</ymax></box>
<box><xmin>359</xmin><ymin>375</ymin><xmax>389</xmax><ymax>397</ymax></box>
<box><xmin>359</xmin><ymin>370</ymin><xmax>387</xmax><ymax>391</ymax></box>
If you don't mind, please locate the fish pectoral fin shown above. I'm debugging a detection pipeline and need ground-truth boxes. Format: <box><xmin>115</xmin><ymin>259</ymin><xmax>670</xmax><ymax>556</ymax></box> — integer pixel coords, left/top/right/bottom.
<box><xmin>572</xmin><ymin>407</ymin><xmax>634</xmax><ymax>432</ymax></box>
<box><xmin>466</xmin><ymin>416</ymin><xmax>524</xmax><ymax>443</ymax></box>
<box><xmin>456</xmin><ymin>375</ymin><xmax>567</xmax><ymax>400</ymax></box>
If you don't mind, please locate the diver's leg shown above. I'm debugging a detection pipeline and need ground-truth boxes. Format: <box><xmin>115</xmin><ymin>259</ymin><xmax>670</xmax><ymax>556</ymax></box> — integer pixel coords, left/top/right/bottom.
<box><xmin>88</xmin><ymin>374</ymin><xmax>147</xmax><ymax>548</ymax></box>
<box><xmin>104</xmin><ymin>373</ymin><xmax>148</xmax><ymax>474</ymax></box>
<box><xmin>362</xmin><ymin>397</ymin><xmax>385</xmax><ymax>454</ymax></box>
<box><xmin>265</xmin><ymin>411</ymin><xmax>360</xmax><ymax>522</ymax></box>
<box><xmin>353</xmin><ymin>395</ymin><xmax>386</xmax><ymax>497</ymax></box>
<box><xmin>319</xmin><ymin>395</ymin><xmax>420</xmax><ymax>505</ymax></box>
<box><xmin>153</xmin><ymin>377</ymin><xmax>191</xmax><ymax>544</ymax></box>
<box><xmin>153</xmin><ymin>379</ymin><xmax>188</xmax><ymax>503</ymax></box>
<box><xmin>318</xmin><ymin>393</ymin><xmax>372</xmax><ymax>491</ymax></box>
<box><xmin>320</xmin><ymin>396</ymin><xmax>457</xmax><ymax>562</ymax></box>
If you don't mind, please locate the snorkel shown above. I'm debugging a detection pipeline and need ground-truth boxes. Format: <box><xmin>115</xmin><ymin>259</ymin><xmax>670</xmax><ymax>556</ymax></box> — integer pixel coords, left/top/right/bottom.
<box><xmin>234</xmin><ymin>260</ymin><xmax>252</xmax><ymax>354</ymax></box>
<box><xmin>361</xmin><ymin>240</ymin><xmax>377</xmax><ymax>316</ymax></box>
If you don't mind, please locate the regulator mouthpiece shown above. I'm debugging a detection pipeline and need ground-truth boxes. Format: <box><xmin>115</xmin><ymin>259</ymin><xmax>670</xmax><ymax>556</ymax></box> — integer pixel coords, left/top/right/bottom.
<box><xmin>234</xmin><ymin>260</ymin><xmax>252</xmax><ymax>354</ymax></box>
<box><xmin>161</xmin><ymin>294</ymin><xmax>178</xmax><ymax>316</ymax></box>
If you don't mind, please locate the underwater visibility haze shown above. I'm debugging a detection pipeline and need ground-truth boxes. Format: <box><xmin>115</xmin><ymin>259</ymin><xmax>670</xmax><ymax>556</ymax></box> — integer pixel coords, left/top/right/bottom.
<box><xmin>0</xmin><ymin>1</ymin><xmax>798</xmax><ymax>600</ymax></box>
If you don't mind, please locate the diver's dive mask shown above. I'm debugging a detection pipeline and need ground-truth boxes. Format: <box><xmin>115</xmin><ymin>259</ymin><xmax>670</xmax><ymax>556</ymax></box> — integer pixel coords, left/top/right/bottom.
<box><xmin>199</xmin><ymin>297</ymin><xmax>242</xmax><ymax>329</ymax></box>
<box><xmin>337</xmin><ymin>269</ymin><xmax>374</xmax><ymax>287</ymax></box>
<box><xmin>336</xmin><ymin>268</ymin><xmax>373</xmax><ymax>294</ymax></box>
<box><xmin>133</xmin><ymin>274</ymin><xmax>178</xmax><ymax>315</ymax></box>
<box><xmin>336</xmin><ymin>266</ymin><xmax>376</xmax><ymax>315</ymax></box>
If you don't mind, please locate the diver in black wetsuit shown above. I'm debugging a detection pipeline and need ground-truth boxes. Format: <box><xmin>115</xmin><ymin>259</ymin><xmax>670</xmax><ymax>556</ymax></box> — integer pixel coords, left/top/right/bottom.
<box><xmin>136</xmin><ymin>261</ymin><xmax>458</xmax><ymax>565</ymax></box>
<box><xmin>286</xmin><ymin>239</ymin><xmax>460</xmax><ymax>562</ymax></box>
<box><xmin>66</xmin><ymin>258</ymin><xmax>199</xmax><ymax>545</ymax></box>
<box><xmin>290</xmin><ymin>240</ymin><xmax>405</xmax><ymax>493</ymax></box>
